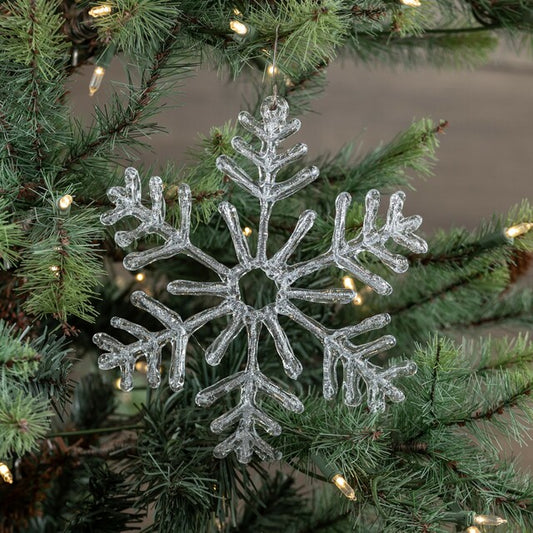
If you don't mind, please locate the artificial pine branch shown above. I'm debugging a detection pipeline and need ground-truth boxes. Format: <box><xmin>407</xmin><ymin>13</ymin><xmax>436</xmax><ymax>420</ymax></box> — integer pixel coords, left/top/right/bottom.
<box><xmin>58</xmin><ymin>21</ymin><xmax>183</xmax><ymax>183</ymax></box>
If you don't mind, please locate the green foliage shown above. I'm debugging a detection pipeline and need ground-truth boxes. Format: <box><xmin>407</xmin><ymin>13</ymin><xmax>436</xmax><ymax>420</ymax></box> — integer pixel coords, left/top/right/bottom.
<box><xmin>249</xmin><ymin>0</ymin><xmax>351</xmax><ymax>76</ymax></box>
<box><xmin>64</xmin><ymin>462</ymin><xmax>142</xmax><ymax>533</ymax></box>
<box><xmin>18</xmin><ymin>201</ymin><xmax>104</xmax><ymax>322</ymax></box>
<box><xmin>168</xmin><ymin>122</ymin><xmax>237</xmax><ymax>225</ymax></box>
<box><xmin>0</xmin><ymin>320</ymin><xmax>71</xmax><ymax>459</ymax></box>
<box><xmin>93</xmin><ymin>0</ymin><xmax>181</xmax><ymax>58</ymax></box>
<box><xmin>269</xmin><ymin>335</ymin><xmax>533</xmax><ymax>532</ymax></box>
<box><xmin>350</xmin><ymin>31</ymin><xmax>499</xmax><ymax>69</ymax></box>
<box><xmin>134</xmin><ymin>393</ymin><xmax>220</xmax><ymax>533</ymax></box>
<box><xmin>0</xmin><ymin>321</ymin><xmax>40</xmax><ymax>380</ymax></box>
<box><xmin>0</xmin><ymin>0</ymin><xmax>68</xmax><ymax>79</ymax></box>
<box><xmin>0</xmin><ymin>197</ymin><xmax>25</xmax><ymax>269</ymax></box>
<box><xmin>27</xmin><ymin>329</ymin><xmax>72</xmax><ymax>411</ymax></box>
<box><xmin>235</xmin><ymin>473</ymin><xmax>309</xmax><ymax>531</ymax></box>
<box><xmin>0</xmin><ymin>379</ymin><xmax>50</xmax><ymax>458</ymax></box>
<box><xmin>319</xmin><ymin>118</ymin><xmax>443</xmax><ymax>200</ymax></box>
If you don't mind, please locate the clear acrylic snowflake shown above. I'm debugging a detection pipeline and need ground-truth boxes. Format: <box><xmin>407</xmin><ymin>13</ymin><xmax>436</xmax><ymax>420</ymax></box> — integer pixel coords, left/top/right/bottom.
<box><xmin>93</xmin><ymin>96</ymin><xmax>428</xmax><ymax>463</ymax></box>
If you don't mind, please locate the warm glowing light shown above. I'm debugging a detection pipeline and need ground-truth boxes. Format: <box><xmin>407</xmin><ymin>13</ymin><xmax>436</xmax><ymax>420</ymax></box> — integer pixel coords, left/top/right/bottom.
<box><xmin>505</xmin><ymin>222</ymin><xmax>532</xmax><ymax>239</ymax></box>
<box><xmin>242</xmin><ymin>227</ymin><xmax>252</xmax><ymax>237</ymax></box>
<box><xmin>343</xmin><ymin>276</ymin><xmax>364</xmax><ymax>305</ymax></box>
<box><xmin>473</xmin><ymin>514</ymin><xmax>507</xmax><ymax>527</ymax></box>
<box><xmin>114</xmin><ymin>377</ymin><xmax>122</xmax><ymax>390</ymax></box>
<box><xmin>400</xmin><ymin>0</ymin><xmax>421</xmax><ymax>5</ymax></box>
<box><xmin>331</xmin><ymin>474</ymin><xmax>357</xmax><ymax>500</ymax></box>
<box><xmin>343</xmin><ymin>276</ymin><xmax>356</xmax><ymax>291</ymax></box>
<box><xmin>135</xmin><ymin>272</ymin><xmax>146</xmax><ymax>282</ymax></box>
<box><xmin>89</xmin><ymin>66</ymin><xmax>105</xmax><ymax>96</ymax></box>
<box><xmin>267</xmin><ymin>64</ymin><xmax>279</xmax><ymax>76</ymax></box>
<box><xmin>135</xmin><ymin>360</ymin><xmax>148</xmax><ymax>373</ymax></box>
<box><xmin>88</xmin><ymin>4</ymin><xmax>112</xmax><ymax>18</ymax></box>
<box><xmin>0</xmin><ymin>462</ymin><xmax>13</xmax><ymax>484</ymax></box>
<box><xmin>230</xmin><ymin>20</ymin><xmax>248</xmax><ymax>35</ymax></box>
<box><xmin>465</xmin><ymin>528</ymin><xmax>480</xmax><ymax>533</ymax></box>
<box><xmin>233</xmin><ymin>8</ymin><xmax>242</xmax><ymax>16</ymax></box>
<box><xmin>352</xmin><ymin>293</ymin><xmax>363</xmax><ymax>306</ymax></box>
<box><xmin>58</xmin><ymin>194</ymin><xmax>73</xmax><ymax>210</ymax></box>
<box><xmin>49</xmin><ymin>265</ymin><xmax>60</xmax><ymax>277</ymax></box>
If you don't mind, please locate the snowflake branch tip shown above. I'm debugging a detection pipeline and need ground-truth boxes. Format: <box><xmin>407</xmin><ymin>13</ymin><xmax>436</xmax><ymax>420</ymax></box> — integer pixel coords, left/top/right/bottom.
<box><xmin>213</xmin><ymin>428</ymin><xmax>281</xmax><ymax>463</ymax></box>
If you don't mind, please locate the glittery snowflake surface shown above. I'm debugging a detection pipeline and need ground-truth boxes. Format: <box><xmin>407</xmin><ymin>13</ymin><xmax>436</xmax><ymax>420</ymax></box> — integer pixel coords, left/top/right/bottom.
<box><xmin>93</xmin><ymin>96</ymin><xmax>428</xmax><ymax>463</ymax></box>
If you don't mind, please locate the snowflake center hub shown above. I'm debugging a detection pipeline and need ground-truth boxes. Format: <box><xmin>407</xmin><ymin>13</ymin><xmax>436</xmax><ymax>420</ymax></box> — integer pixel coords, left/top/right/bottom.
<box><xmin>238</xmin><ymin>268</ymin><xmax>278</xmax><ymax>309</ymax></box>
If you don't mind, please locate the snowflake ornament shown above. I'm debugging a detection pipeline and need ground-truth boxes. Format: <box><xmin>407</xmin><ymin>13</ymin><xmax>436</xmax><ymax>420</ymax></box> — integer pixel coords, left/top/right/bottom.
<box><xmin>93</xmin><ymin>96</ymin><xmax>428</xmax><ymax>463</ymax></box>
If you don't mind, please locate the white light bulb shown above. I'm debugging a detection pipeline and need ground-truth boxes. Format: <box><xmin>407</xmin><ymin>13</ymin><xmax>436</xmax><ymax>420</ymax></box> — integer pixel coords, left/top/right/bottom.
<box><xmin>89</xmin><ymin>66</ymin><xmax>105</xmax><ymax>96</ymax></box>
<box><xmin>331</xmin><ymin>474</ymin><xmax>357</xmax><ymax>500</ymax></box>
<box><xmin>88</xmin><ymin>4</ymin><xmax>112</xmax><ymax>18</ymax></box>
<box><xmin>0</xmin><ymin>462</ymin><xmax>13</xmax><ymax>484</ymax></box>
<box><xmin>505</xmin><ymin>222</ymin><xmax>532</xmax><ymax>239</ymax></box>
<box><xmin>58</xmin><ymin>194</ymin><xmax>73</xmax><ymax>210</ymax></box>
<box><xmin>230</xmin><ymin>20</ymin><xmax>248</xmax><ymax>35</ymax></box>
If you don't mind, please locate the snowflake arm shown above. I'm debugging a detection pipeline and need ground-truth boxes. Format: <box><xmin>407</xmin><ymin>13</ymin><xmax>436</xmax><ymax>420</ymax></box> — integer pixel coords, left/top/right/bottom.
<box><xmin>94</xmin><ymin>290</ymin><xmax>232</xmax><ymax>392</ymax></box>
<box><xmin>101</xmin><ymin>167</ymin><xmax>229</xmax><ymax>277</ymax></box>
<box><xmin>285</xmin><ymin>188</ymin><xmax>428</xmax><ymax>295</ymax></box>
<box><xmin>277</xmin><ymin>300</ymin><xmax>416</xmax><ymax>412</ymax></box>
<box><xmin>196</xmin><ymin>320</ymin><xmax>304</xmax><ymax>463</ymax></box>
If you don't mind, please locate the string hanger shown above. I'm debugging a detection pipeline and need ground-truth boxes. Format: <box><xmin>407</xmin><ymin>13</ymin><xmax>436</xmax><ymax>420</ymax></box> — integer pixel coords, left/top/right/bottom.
<box><xmin>270</xmin><ymin>24</ymin><xmax>280</xmax><ymax>109</ymax></box>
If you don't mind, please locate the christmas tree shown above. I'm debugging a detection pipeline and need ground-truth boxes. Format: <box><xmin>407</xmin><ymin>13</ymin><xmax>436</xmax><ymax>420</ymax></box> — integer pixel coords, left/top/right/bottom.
<box><xmin>1</xmin><ymin>1</ymin><xmax>533</xmax><ymax>532</ymax></box>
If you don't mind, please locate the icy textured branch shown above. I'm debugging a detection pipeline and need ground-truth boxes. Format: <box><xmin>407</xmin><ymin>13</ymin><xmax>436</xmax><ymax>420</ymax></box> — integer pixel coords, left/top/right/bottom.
<box><xmin>101</xmin><ymin>167</ymin><xmax>228</xmax><ymax>276</ymax></box>
<box><xmin>94</xmin><ymin>291</ymin><xmax>232</xmax><ymax>392</ymax></box>
<box><xmin>216</xmin><ymin>96</ymin><xmax>320</xmax><ymax>204</ymax></box>
<box><xmin>286</xmin><ymin>189</ymin><xmax>428</xmax><ymax>295</ymax></box>
<box><xmin>277</xmin><ymin>301</ymin><xmax>416</xmax><ymax>412</ymax></box>
<box><xmin>195</xmin><ymin>320</ymin><xmax>303</xmax><ymax>463</ymax></box>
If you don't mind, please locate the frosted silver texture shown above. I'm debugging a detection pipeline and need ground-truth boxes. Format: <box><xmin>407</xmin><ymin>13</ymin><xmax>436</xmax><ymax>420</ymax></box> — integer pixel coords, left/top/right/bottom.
<box><xmin>93</xmin><ymin>96</ymin><xmax>428</xmax><ymax>463</ymax></box>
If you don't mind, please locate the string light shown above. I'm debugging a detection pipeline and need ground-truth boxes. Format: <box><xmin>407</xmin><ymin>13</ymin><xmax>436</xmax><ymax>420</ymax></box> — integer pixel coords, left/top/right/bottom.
<box><xmin>49</xmin><ymin>265</ymin><xmax>60</xmax><ymax>277</ymax></box>
<box><xmin>135</xmin><ymin>272</ymin><xmax>146</xmax><ymax>282</ymax></box>
<box><xmin>242</xmin><ymin>227</ymin><xmax>253</xmax><ymax>237</ymax></box>
<box><xmin>135</xmin><ymin>361</ymin><xmax>148</xmax><ymax>373</ymax></box>
<box><xmin>58</xmin><ymin>194</ymin><xmax>73</xmax><ymax>210</ymax></box>
<box><xmin>400</xmin><ymin>0</ymin><xmax>421</xmax><ymax>6</ymax></box>
<box><xmin>114</xmin><ymin>377</ymin><xmax>122</xmax><ymax>389</ymax></box>
<box><xmin>230</xmin><ymin>20</ymin><xmax>248</xmax><ymax>35</ymax></box>
<box><xmin>88</xmin><ymin>4</ymin><xmax>112</xmax><ymax>18</ymax></box>
<box><xmin>331</xmin><ymin>474</ymin><xmax>357</xmax><ymax>500</ymax></box>
<box><xmin>89</xmin><ymin>66</ymin><xmax>105</xmax><ymax>96</ymax></box>
<box><xmin>505</xmin><ymin>222</ymin><xmax>533</xmax><ymax>239</ymax></box>
<box><xmin>267</xmin><ymin>64</ymin><xmax>279</xmax><ymax>76</ymax></box>
<box><xmin>343</xmin><ymin>276</ymin><xmax>355</xmax><ymax>291</ymax></box>
<box><xmin>0</xmin><ymin>462</ymin><xmax>13</xmax><ymax>484</ymax></box>
<box><xmin>72</xmin><ymin>47</ymin><xmax>79</xmax><ymax>67</ymax></box>
<box><xmin>311</xmin><ymin>454</ymin><xmax>357</xmax><ymax>501</ymax></box>
<box><xmin>473</xmin><ymin>514</ymin><xmax>507</xmax><ymax>527</ymax></box>
<box><xmin>343</xmin><ymin>276</ymin><xmax>364</xmax><ymax>305</ymax></box>
<box><xmin>465</xmin><ymin>528</ymin><xmax>480</xmax><ymax>533</ymax></box>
